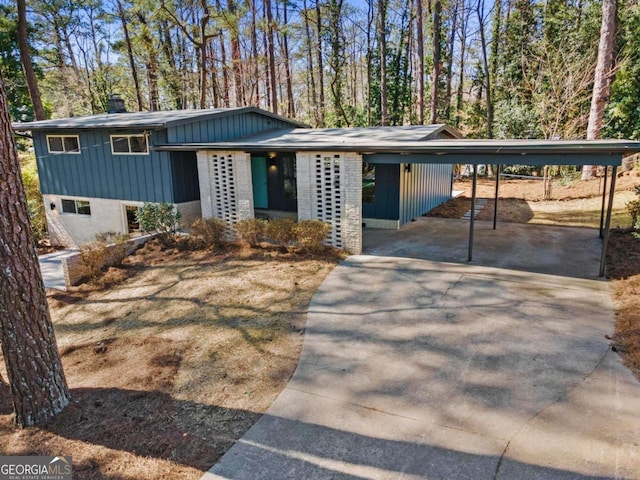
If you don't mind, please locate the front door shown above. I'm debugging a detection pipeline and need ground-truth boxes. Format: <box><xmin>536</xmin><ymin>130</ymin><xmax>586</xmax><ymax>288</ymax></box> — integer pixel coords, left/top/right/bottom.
<box><xmin>252</xmin><ymin>154</ymin><xmax>297</xmax><ymax>212</ymax></box>
<box><xmin>267</xmin><ymin>155</ymin><xmax>297</xmax><ymax>212</ymax></box>
<box><xmin>251</xmin><ymin>156</ymin><xmax>269</xmax><ymax>209</ymax></box>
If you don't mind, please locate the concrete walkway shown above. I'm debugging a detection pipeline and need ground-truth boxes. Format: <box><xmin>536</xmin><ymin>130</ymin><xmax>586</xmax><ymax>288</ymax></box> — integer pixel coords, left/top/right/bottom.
<box><xmin>205</xmin><ymin>219</ymin><xmax>640</xmax><ymax>479</ymax></box>
<box><xmin>39</xmin><ymin>249</ymin><xmax>77</xmax><ymax>290</ymax></box>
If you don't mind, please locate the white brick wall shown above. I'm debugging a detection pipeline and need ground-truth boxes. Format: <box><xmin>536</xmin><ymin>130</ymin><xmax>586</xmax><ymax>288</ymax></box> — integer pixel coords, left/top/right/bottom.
<box><xmin>45</xmin><ymin>195</ymin><xmax>127</xmax><ymax>247</ymax></box>
<box><xmin>342</xmin><ymin>152</ymin><xmax>363</xmax><ymax>254</ymax></box>
<box><xmin>233</xmin><ymin>152</ymin><xmax>255</xmax><ymax>221</ymax></box>
<box><xmin>44</xmin><ymin>194</ymin><xmax>198</xmax><ymax>248</ymax></box>
<box><xmin>176</xmin><ymin>200</ymin><xmax>202</xmax><ymax>228</ymax></box>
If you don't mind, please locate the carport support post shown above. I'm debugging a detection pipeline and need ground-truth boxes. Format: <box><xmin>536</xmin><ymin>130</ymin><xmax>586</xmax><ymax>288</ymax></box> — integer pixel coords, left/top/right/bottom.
<box><xmin>599</xmin><ymin>166</ymin><xmax>608</xmax><ymax>239</ymax></box>
<box><xmin>599</xmin><ymin>166</ymin><xmax>617</xmax><ymax>277</ymax></box>
<box><xmin>493</xmin><ymin>165</ymin><xmax>501</xmax><ymax>230</ymax></box>
<box><xmin>468</xmin><ymin>163</ymin><xmax>478</xmax><ymax>262</ymax></box>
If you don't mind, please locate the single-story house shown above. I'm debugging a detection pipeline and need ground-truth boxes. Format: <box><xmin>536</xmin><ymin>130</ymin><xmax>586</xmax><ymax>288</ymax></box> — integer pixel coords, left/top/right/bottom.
<box><xmin>13</xmin><ymin>107</ymin><xmax>640</xmax><ymax>260</ymax></box>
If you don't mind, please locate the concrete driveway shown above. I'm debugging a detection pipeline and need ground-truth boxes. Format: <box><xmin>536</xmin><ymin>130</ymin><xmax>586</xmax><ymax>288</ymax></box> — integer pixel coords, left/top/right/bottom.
<box><xmin>205</xmin><ymin>219</ymin><xmax>640</xmax><ymax>479</ymax></box>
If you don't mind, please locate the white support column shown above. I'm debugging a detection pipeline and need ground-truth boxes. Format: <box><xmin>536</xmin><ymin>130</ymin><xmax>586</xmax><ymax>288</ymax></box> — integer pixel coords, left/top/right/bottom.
<box><xmin>295</xmin><ymin>152</ymin><xmax>314</xmax><ymax>221</ymax></box>
<box><xmin>342</xmin><ymin>152</ymin><xmax>363</xmax><ymax>254</ymax></box>
<box><xmin>233</xmin><ymin>152</ymin><xmax>255</xmax><ymax>221</ymax></box>
<box><xmin>196</xmin><ymin>150</ymin><xmax>215</xmax><ymax>219</ymax></box>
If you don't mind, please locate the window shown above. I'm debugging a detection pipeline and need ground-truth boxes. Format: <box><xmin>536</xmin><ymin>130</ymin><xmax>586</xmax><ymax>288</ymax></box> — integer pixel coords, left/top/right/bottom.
<box><xmin>61</xmin><ymin>199</ymin><xmax>91</xmax><ymax>215</ymax></box>
<box><xmin>110</xmin><ymin>134</ymin><xmax>148</xmax><ymax>154</ymax></box>
<box><xmin>125</xmin><ymin>205</ymin><xmax>141</xmax><ymax>233</ymax></box>
<box><xmin>46</xmin><ymin>135</ymin><xmax>80</xmax><ymax>153</ymax></box>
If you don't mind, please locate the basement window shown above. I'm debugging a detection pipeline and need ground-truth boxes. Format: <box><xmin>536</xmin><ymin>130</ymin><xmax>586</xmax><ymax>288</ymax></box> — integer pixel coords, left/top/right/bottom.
<box><xmin>110</xmin><ymin>134</ymin><xmax>148</xmax><ymax>154</ymax></box>
<box><xmin>47</xmin><ymin>135</ymin><xmax>80</xmax><ymax>153</ymax></box>
<box><xmin>61</xmin><ymin>199</ymin><xmax>91</xmax><ymax>215</ymax></box>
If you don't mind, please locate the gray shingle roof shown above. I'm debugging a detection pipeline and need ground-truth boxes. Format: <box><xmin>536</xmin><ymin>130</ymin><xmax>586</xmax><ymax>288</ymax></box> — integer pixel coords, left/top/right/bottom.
<box><xmin>11</xmin><ymin>107</ymin><xmax>308</xmax><ymax>131</ymax></box>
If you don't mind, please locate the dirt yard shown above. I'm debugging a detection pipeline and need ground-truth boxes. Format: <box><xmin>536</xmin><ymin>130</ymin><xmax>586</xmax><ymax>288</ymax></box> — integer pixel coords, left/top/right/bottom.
<box><xmin>0</xmin><ymin>242</ymin><xmax>339</xmax><ymax>479</ymax></box>
<box><xmin>430</xmin><ymin>171</ymin><xmax>640</xmax><ymax>380</ymax></box>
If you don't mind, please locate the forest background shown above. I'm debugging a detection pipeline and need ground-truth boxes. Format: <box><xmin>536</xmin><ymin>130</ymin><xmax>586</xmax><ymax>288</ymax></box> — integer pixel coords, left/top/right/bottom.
<box><xmin>1</xmin><ymin>0</ymin><xmax>639</xmax><ymax>141</ymax></box>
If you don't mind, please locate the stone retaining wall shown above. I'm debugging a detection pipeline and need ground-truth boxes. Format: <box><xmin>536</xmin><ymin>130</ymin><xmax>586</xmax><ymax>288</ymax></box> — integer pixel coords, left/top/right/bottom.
<box><xmin>61</xmin><ymin>234</ymin><xmax>154</xmax><ymax>288</ymax></box>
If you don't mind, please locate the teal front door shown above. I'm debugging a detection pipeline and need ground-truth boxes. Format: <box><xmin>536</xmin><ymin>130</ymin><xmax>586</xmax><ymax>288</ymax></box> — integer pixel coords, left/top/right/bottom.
<box><xmin>251</xmin><ymin>156</ymin><xmax>268</xmax><ymax>209</ymax></box>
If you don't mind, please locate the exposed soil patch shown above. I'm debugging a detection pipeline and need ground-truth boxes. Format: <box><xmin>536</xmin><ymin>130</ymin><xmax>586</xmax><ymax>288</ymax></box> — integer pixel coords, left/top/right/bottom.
<box><xmin>1</xmin><ymin>241</ymin><xmax>339</xmax><ymax>479</ymax></box>
<box><xmin>608</xmin><ymin>229</ymin><xmax>640</xmax><ymax>379</ymax></box>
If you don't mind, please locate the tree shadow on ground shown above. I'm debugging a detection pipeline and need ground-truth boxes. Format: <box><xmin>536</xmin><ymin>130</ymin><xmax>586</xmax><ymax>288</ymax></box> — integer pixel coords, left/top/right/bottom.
<box><xmin>2</xmin><ymin>386</ymin><xmax>614</xmax><ymax>480</ymax></box>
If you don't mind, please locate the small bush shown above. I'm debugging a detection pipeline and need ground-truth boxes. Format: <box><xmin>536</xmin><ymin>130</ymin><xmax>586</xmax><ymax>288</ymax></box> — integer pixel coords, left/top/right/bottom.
<box><xmin>294</xmin><ymin>220</ymin><xmax>331</xmax><ymax>253</ymax></box>
<box><xmin>627</xmin><ymin>200</ymin><xmax>640</xmax><ymax>229</ymax></box>
<box><xmin>95</xmin><ymin>231</ymin><xmax>130</xmax><ymax>244</ymax></box>
<box><xmin>236</xmin><ymin>218</ymin><xmax>266</xmax><ymax>247</ymax></box>
<box><xmin>136</xmin><ymin>203</ymin><xmax>181</xmax><ymax>243</ymax></box>
<box><xmin>79</xmin><ymin>242</ymin><xmax>110</xmax><ymax>280</ymax></box>
<box><xmin>265</xmin><ymin>218</ymin><xmax>296</xmax><ymax>248</ymax></box>
<box><xmin>190</xmin><ymin>217</ymin><xmax>227</xmax><ymax>249</ymax></box>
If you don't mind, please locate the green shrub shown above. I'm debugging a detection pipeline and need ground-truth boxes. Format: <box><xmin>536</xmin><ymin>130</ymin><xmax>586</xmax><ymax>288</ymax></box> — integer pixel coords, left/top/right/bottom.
<box><xmin>628</xmin><ymin>200</ymin><xmax>640</xmax><ymax>229</ymax></box>
<box><xmin>79</xmin><ymin>242</ymin><xmax>110</xmax><ymax>280</ymax></box>
<box><xmin>190</xmin><ymin>217</ymin><xmax>227</xmax><ymax>249</ymax></box>
<box><xmin>265</xmin><ymin>218</ymin><xmax>296</xmax><ymax>248</ymax></box>
<box><xmin>294</xmin><ymin>220</ymin><xmax>331</xmax><ymax>253</ymax></box>
<box><xmin>135</xmin><ymin>202</ymin><xmax>181</xmax><ymax>243</ymax></box>
<box><xmin>236</xmin><ymin>218</ymin><xmax>266</xmax><ymax>247</ymax></box>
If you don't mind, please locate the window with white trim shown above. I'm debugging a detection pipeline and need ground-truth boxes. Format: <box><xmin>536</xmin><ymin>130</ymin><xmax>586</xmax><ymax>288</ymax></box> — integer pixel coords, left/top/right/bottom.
<box><xmin>47</xmin><ymin>135</ymin><xmax>80</xmax><ymax>153</ymax></box>
<box><xmin>110</xmin><ymin>134</ymin><xmax>148</xmax><ymax>154</ymax></box>
<box><xmin>61</xmin><ymin>199</ymin><xmax>91</xmax><ymax>215</ymax></box>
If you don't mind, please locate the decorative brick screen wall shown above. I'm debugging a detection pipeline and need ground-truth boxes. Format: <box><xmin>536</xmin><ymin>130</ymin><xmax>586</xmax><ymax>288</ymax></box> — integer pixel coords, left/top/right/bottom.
<box><xmin>297</xmin><ymin>151</ymin><xmax>362</xmax><ymax>254</ymax></box>
<box><xmin>196</xmin><ymin>151</ymin><xmax>254</xmax><ymax>228</ymax></box>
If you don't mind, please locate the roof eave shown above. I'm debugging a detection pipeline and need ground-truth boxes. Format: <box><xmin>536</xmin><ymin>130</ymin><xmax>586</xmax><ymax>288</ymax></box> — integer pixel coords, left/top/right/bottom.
<box><xmin>154</xmin><ymin>141</ymin><xmax>640</xmax><ymax>155</ymax></box>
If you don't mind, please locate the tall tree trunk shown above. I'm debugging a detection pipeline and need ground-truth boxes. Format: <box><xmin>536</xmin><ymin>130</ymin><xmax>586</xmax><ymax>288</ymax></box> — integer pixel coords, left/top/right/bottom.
<box><xmin>582</xmin><ymin>0</ymin><xmax>617</xmax><ymax>180</ymax></box>
<box><xmin>303</xmin><ymin>0</ymin><xmax>318</xmax><ymax>124</ymax></box>
<box><xmin>17</xmin><ymin>0</ymin><xmax>45</xmax><ymax>120</ymax></box>
<box><xmin>250</xmin><ymin>0</ymin><xmax>260</xmax><ymax>106</ymax></box>
<box><xmin>366</xmin><ymin>0</ymin><xmax>374</xmax><ymax>125</ymax></box>
<box><xmin>227</xmin><ymin>0</ymin><xmax>245</xmax><ymax>106</ymax></box>
<box><xmin>199</xmin><ymin>0</ymin><xmax>211</xmax><ymax>108</ymax></box>
<box><xmin>416</xmin><ymin>0</ymin><xmax>425</xmax><ymax>124</ymax></box>
<box><xmin>430</xmin><ymin>0</ymin><xmax>442</xmax><ymax>124</ymax></box>
<box><xmin>378</xmin><ymin>0</ymin><xmax>388</xmax><ymax>125</ymax></box>
<box><xmin>160</xmin><ymin>19</ymin><xmax>183</xmax><ymax>109</ymax></box>
<box><xmin>265</xmin><ymin>0</ymin><xmax>278</xmax><ymax>114</ymax></box>
<box><xmin>445</xmin><ymin>0</ymin><xmax>458</xmax><ymax>121</ymax></box>
<box><xmin>116</xmin><ymin>0</ymin><xmax>144</xmax><ymax>111</ymax></box>
<box><xmin>0</xmin><ymin>72</ymin><xmax>70</xmax><ymax>427</ymax></box>
<box><xmin>477</xmin><ymin>0</ymin><xmax>493</xmax><ymax>138</ymax></box>
<box><xmin>316</xmin><ymin>2</ymin><xmax>325</xmax><ymax>126</ymax></box>
<box><xmin>282</xmin><ymin>1</ymin><xmax>295</xmax><ymax>117</ymax></box>
<box><xmin>213</xmin><ymin>2</ymin><xmax>231</xmax><ymax>110</ymax></box>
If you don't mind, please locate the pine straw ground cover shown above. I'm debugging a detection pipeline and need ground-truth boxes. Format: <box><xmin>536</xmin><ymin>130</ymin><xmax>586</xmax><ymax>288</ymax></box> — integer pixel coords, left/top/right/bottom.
<box><xmin>0</xmin><ymin>241</ymin><xmax>339</xmax><ymax>479</ymax></box>
<box><xmin>428</xmin><ymin>173</ymin><xmax>640</xmax><ymax>383</ymax></box>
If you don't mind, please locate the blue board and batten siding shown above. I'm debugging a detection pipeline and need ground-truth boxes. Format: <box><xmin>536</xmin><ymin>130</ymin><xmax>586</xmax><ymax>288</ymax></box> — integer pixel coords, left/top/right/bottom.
<box><xmin>399</xmin><ymin>163</ymin><xmax>452</xmax><ymax>225</ymax></box>
<box><xmin>34</xmin><ymin>111</ymin><xmax>296</xmax><ymax>204</ymax></box>
<box><xmin>166</xmin><ymin>112</ymin><xmax>295</xmax><ymax>143</ymax></box>
<box><xmin>362</xmin><ymin>164</ymin><xmax>400</xmax><ymax>220</ymax></box>
<box><xmin>34</xmin><ymin>129</ymin><xmax>175</xmax><ymax>203</ymax></box>
<box><xmin>362</xmin><ymin>159</ymin><xmax>453</xmax><ymax>226</ymax></box>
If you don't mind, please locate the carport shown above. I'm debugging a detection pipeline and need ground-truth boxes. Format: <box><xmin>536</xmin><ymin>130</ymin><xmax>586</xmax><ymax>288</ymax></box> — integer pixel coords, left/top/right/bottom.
<box><xmin>364</xmin><ymin>138</ymin><xmax>640</xmax><ymax>277</ymax></box>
